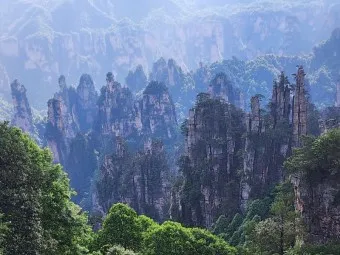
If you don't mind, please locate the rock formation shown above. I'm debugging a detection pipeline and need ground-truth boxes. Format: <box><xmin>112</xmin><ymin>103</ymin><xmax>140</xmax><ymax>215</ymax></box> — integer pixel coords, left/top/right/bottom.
<box><xmin>76</xmin><ymin>74</ymin><xmax>99</xmax><ymax>132</ymax></box>
<box><xmin>174</xmin><ymin>93</ymin><xmax>245</xmax><ymax>227</ymax></box>
<box><xmin>95</xmin><ymin>72</ymin><xmax>137</xmax><ymax>137</ymax></box>
<box><xmin>46</xmin><ymin>98</ymin><xmax>67</xmax><ymax>164</ymax></box>
<box><xmin>10</xmin><ymin>80</ymin><xmax>33</xmax><ymax>134</ymax></box>
<box><xmin>151</xmin><ymin>58</ymin><xmax>184</xmax><ymax>89</ymax></box>
<box><xmin>135</xmin><ymin>81</ymin><xmax>178</xmax><ymax>141</ymax></box>
<box><xmin>208</xmin><ymin>72</ymin><xmax>243</xmax><ymax>109</ymax></box>
<box><xmin>241</xmin><ymin>95</ymin><xmax>262</xmax><ymax>210</ymax></box>
<box><xmin>125</xmin><ymin>65</ymin><xmax>148</xmax><ymax>93</ymax></box>
<box><xmin>240</xmin><ymin>72</ymin><xmax>292</xmax><ymax>210</ymax></box>
<box><xmin>271</xmin><ymin>72</ymin><xmax>291</xmax><ymax>125</ymax></box>
<box><xmin>46</xmin><ymin>74</ymin><xmax>98</xmax><ymax>165</ymax></box>
<box><xmin>150</xmin><ymin>58</ymin><xmax>195</xmax><ymax>119</ymax></box>
<box><xmin>336</xmin><ymin>81</ymin><xmax>340</xmax><ymax>107</ymax></box>
<box><xmin>96</xmin><ymin>138</ymin><xmax>170</xmax><ymax>221</ymax></box>
<box><xmin>291</xmin><ymin>172</ymin><xmax>340</xmax><ymax>244</ymax></box>
<box><xmin>292</xmin><ymin>66</ymin><xmax>307</xmax><ymax>147</ymax></box>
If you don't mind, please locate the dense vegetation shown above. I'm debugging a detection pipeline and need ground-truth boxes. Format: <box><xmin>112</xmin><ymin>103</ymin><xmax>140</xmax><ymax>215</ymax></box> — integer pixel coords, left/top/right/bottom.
<box><xmin>1</xmin><ymin>122</ymin><xmax>340</xmax><ymax>254</ymax></box>
<box><xmin>0</xmin><ymin>122</ymin><xmax>236</xmax><ymax>255</ymax></box>
<box><xmin>0</xmin><ymin>122</ymin><xmax>92</xmax><ymax>254</ymax></box>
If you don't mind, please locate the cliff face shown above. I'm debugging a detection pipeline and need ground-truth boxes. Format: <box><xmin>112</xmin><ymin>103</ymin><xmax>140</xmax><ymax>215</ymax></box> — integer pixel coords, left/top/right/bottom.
<box><xmin>292</xmin><ymin>66</ymin><xmax>308</xmax><ymax>147</ymax></box>
<box><xmin>290</xmin><ymin>126</ymin><xmax>340</xmax><ymax>244</ymax></box>
<box><xmin>173</xmin><ymin>67</ymin><xmax>310</xmax><ymax>227</ymax></box>
<box><xmin>336</xmin><ymin>81</ymin><xmax>340</xmax><ymax>107</ymax></box>
<box><xmin>46</xmin><ymin>74</ymin><xmax>98</xmax><ymax>165</ymax></box>
<box><xmin>319</xmin><ymin>106</ymin><xmax>340</xmax><ymax>134</ymax></box>
<box><xmin>10</xmin><ymin>80</ymin><xmax>33</xmax><ymax>134</ymax></box>
<box><xmin>241</xmin><ymin>73</ymin><xmax>292</xmax><ymax>210</ymax></box>
<box><xmin>175</xmin><ymin>93</ymin><xmax>245</xmax><ymax>227</ymax></box>
<box><xmin>135</xmin><ymin>81</ymin><xmax>177</xmax><ymax>140</ymax></box>
<box><xmin>291</xmin><ymin>172</ymin><xmax>340</xmax><ymax>244</ymax></box>
<box><xmin>95</xmin><ymin>72</ymin><xmax>137</xmax><ymax>137</ymax></box>
<box><xmin>93</xmin><ymin>78</ymin><xmax>178</xmax><ymax>217</ymax></box>
<box><xmin>125</xmin><ymin>65</ymin><xmax>148</xmax><ymax>93</ymax></box>
<box><xmin>96</xmin><ymin>138</ymin><xmax>170</xmax><ymax>221</ymax></box>
<box><xmin>150</xmin><ymin>58</ymin><xmax>194</xmax><ymax>119</ymax></box>
<box><xmin>76</xmin><ymin>74</ymin><xmax>99</xmax><ymax>132</ymax></box>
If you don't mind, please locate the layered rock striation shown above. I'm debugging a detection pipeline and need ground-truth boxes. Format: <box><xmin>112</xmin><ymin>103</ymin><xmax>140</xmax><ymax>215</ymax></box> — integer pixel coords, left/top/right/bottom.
<box><xmin>96</xmin><ymin>138</ymin><xmax>170</xmax><ymax>221</ymax></box>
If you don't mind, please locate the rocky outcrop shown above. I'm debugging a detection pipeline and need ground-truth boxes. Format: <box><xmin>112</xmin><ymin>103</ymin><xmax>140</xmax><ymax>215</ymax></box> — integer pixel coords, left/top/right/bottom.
<box><xmin>95</xmin><ymin>72</ymin><xmax>137</xmax><ymax>137</ymax></box>
<box><xmin>241</xmin><ymin>95</ymin><xmax>263</xmax><ymax>210</ymax></box>
<box><xmin>292</xmin><ymin>66</ymin><xmax>307</xmax><ymax>147</ymax></box>
<box><xmin>291</xmin><ymin>163</ymin><xmax>340</xmax><ymax>244</ymax></box>
<box><xmin>175</xmin><ymin>93</ymin><xmax>245</xmax><ymax>227</ymax></box>
<box><xmin>66</xmin><ymin>133</ymin><xmax>97</xmax><ymax>206</ymax></box>
<box><xmin>271</xmin><ymin>72</ymin><xmax>291</xmax><ymax>125</ymax></box>
<box><xmin>150</xmin><ymin>58</ymin><xmax>195</xmax><ymax>119</ymax></box>
<box><xmin>46</xmin><ymin>98</ymin><xmax>67</xmax><ymax>164</ymax></box>
<box><xmin>240</xmin><ymin>73</ymin><xmax>292</xmax><ymax>210</ymax></box>
<box><xmin>10</xmin><ymin>80</ymin><xmax>33</xmax><ymax>134</ymax></box>
<box><xmin>151</xmin><ymin>58</ymin><xmax>185</xmax><ymax>90</ymax></box>
<box><xmin>135</xmin><ymin>81</ymin><xmax>177</xmax><ymax>140</ymax></box>
<box><xmin>46</xmin><ymin>74</ymin><xmax>98</xmax><ymax>164</ymax></box>
<box><xmin>96</xmin><ymin>138</ymin><xmax>170</xmax><ymax>221</ymax></box>
<box><xmin>208</xmin><ymin>73</ymin><xmax>243</xmax><ymax>109</ymax></box>
<box><xmin>76</xmin><ymin>74</ymin><xmax>99</xmax><ymax>132</ymax></box>
<box><xmin>125</xmin><ymin>65</ymin><xmax>148</xmax><ymax>93</ymax></box>
<box><xmin>336</xmin><ymin>81</ymin><xmax>340</xmax><ymax>107</ymax></box>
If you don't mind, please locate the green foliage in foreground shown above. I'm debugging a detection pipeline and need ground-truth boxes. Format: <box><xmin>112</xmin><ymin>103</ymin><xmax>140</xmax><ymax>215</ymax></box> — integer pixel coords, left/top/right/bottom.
<box><xmin>0</xmin><ymin>122</ymin><xmax>236</xmax><ymax>255</ymax></box>
<box><xmin>0</xmin><ymin>122</ymin><xmax>93</xmax><ymax>255</ymax></box>
<box><xmin>95</xmin><ymin>203</ymin><xmax>236</xmax><ymax>255</ymax></box>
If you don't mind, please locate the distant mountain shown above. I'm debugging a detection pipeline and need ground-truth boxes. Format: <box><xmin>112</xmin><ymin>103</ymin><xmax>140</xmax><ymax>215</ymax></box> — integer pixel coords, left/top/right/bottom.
<box><xmin>0</xmin><ymin>0</ymin><xmax>339</xmax><ymax>108</ymax></box>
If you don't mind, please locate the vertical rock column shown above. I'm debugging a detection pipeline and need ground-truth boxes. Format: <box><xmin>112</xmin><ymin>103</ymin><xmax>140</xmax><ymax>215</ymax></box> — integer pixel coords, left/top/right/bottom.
<box><xmin>10</xmin><ymin>80</ymin><xmax>33</xmax><ymax>134</ymax></box>
<box><xmin>241</xmin><ymin>95</ymin><xmax>262</xmax><ymax>210</ymax></box>
<box><xmin>292</xmin><ymin>66</ymin><xmax>307</xmax><ymax>147</ymax></box>
<box><xmin>336</xmin><ymin>80</ymin><xmax>340</xmax><ymax>107</ymax></box>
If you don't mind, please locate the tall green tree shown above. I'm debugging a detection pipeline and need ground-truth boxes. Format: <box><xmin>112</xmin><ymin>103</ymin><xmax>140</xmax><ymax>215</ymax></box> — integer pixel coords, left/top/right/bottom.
<box><xmin>0</xmin><ymin>122</ymin><xmax>44</xmax><ymax>254</ymax></box>
<box><xmin>96</xmin><ymin>203</ymin><xmax>142</xmax><ymax>252</ymax></box>
<box><xmin>0</xmin><ymin>122</ymin><xmax>92</xmax><ymax>255</ymax></box>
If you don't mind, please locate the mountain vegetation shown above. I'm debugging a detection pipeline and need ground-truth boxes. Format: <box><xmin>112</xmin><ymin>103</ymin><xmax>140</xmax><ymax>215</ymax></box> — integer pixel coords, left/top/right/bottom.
<box><xmin>1</xmin><ymin>2</ymin><xmax>340</xmax><ymax>254</ymax></box>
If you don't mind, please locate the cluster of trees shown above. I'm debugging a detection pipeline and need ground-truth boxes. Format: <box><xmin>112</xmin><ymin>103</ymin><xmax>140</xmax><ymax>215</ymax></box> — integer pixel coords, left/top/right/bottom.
<box><xmin>94</xmin><ymin>203</ymin><xmax>236</xmax><ymax>255</ymax></box>
<box><xmin>212</xmin><ymin>182</ymin><xmax>301</xmax><ymax>255</ymax></box>
<box><xmin>0</xmin><ymin>122</ymin><xmax>93</xmax><ymax>254</ymax></box>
